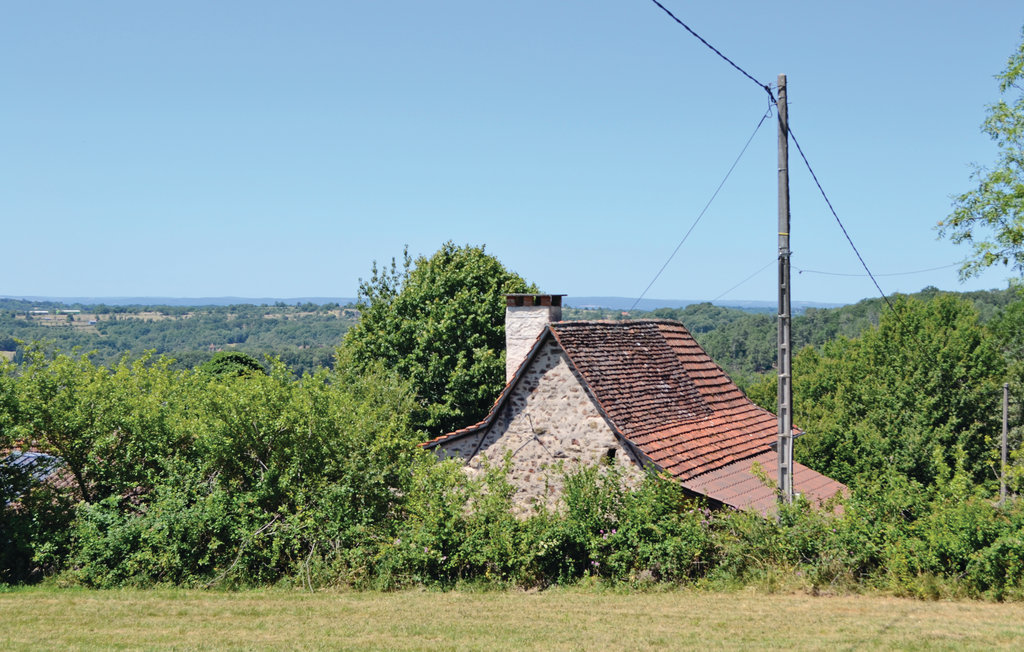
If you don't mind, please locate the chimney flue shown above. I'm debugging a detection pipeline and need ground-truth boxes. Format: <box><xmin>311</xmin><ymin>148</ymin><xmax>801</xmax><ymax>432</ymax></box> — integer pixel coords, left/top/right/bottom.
<box><xmin>504</xmin><ymin>294</ymin><xmax>564</xmax><ymax>382</ymax></box>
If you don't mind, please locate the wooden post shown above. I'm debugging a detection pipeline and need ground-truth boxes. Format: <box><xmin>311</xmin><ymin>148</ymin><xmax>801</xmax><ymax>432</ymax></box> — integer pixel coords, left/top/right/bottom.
<box><xmin>777</xmin><ymin>74</ymin><xmax>794</xmax><ymax>505</ymax></box>
<box><xmin>1002</xmin><ymin>382</ymin><xmax>1009</xmax><ymax>506</ymax></box>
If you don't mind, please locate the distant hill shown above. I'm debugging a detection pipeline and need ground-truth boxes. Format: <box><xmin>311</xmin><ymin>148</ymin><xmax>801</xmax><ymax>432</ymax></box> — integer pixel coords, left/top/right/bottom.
<box><xmin>2</xmin><ymin>288</ymin><xmax>1016</xmax><ymax>386</ymax></box>
<box><xmin>0</xmin><ymin>296</ymin><xmax>357</xmax><ymax>307</ymax></box>
<box><xmin>566</xmin><ymin>296</ymin><xmax>844</xmax><ymax>313</ymax></box>
<box><xmin>0</xmin><ymin>299</ymin><xmax>360</xmax><ymax>376</ymax></box>
<box><xmin>3</xmin><ymin>295</ymin><xmax>841</xmax><ymax>313</ymax></box>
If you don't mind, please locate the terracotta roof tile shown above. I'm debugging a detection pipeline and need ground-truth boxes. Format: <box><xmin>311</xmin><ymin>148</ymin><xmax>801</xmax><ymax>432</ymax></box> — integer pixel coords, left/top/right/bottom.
<box><xmin>544</xmin><ymin>321</ymin><xmax>782</xmax><ymax>482</ymax></box>
<box><xmin>681</xmin><ymin>450</ymin><xmax>847</xmax><ymax>515</ymax></box>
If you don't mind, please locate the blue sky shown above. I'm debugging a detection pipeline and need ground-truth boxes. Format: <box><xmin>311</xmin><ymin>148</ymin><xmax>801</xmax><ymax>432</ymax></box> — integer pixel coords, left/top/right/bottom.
<box><xmin>3</xmin><ymin>1</ymin><xmax>1021</xmax><ymax>304</ymax></box>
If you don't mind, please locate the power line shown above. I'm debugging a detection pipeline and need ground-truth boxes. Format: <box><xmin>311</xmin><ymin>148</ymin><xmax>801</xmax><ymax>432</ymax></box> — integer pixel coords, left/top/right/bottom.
<box><xmin>711</xmin><ymin>259</ymin><xmax>776</xmax><ymax>302</ymax></box>
<box><xmin>628</xmin><ymin>107</ymin><xmax>772</xmax><ymax>313</ymax></box>
<box><xmin>646</xmin><ymin>0</ymin><xmax>774</xmax><ymax>101</ymax></box>
<box><xmin>796</xmin><ymin>262</ymin><xmax>960</xmax><ymax>278</ymax></box>
<box><xmin>646</xmin><ymin>1</ymin><xmax>900</xmax><ymax>319</ymax></box>
<box><xmin>786</xmin><ymin>126</ymin><xmax>901</xmax><ymax>318</ymax></box>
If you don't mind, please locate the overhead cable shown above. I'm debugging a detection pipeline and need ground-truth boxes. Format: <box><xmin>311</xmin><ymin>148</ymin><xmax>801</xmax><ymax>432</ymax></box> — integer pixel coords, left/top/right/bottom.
<box><xmin>711</xmin><ymin>259</ymin><xmax>776</xmax><ymax>302</ymax></box>
<box><xmin>796</xmin><ymin>262</ymin><xmax>960</xmax><ymax>278</ymax></box>
<box><xmin>628</xmin><ymin>107</ymin><xmax>772</xmax><ymax>313</ymax></box>
<box><xmin>646</xmin><ymin>0</ymin><xmax>774</xmax><ymax>101</ymax></box>
<box><xmin>785</xmin><ymin>127</ymin><xmax>901</xmax><ymax>317</ymax></box>
<box><xmin>647</xmin><ymin>1</ymin><xmax>900</xmax><ymax>319</ymax></box>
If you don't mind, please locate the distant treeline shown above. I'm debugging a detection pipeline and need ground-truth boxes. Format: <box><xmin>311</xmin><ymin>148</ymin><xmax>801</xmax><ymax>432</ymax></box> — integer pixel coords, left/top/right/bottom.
<box><xmin>1</xmin><ymin>287</ymin><xmax>1016</xmax><ymax>382</ymax></box>
<box><xmin>0</xmin><ymin>299</ymin><xmax>359</xmax><ymax>377</ymax></box>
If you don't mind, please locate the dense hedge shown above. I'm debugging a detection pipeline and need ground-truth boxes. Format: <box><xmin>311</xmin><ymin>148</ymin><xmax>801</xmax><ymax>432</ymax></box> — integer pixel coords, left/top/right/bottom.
<box><xmin>3</xmin><ymin>348</ymin><xmax>1024</xmax><ymax>600</ymax></box>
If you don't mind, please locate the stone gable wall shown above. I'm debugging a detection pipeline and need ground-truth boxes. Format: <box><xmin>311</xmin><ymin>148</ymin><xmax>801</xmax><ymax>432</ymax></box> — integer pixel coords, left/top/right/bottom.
<box><xmin>436</xmin><ymin>336</ymin><xmax>645</xmax><ymax>508</ymax></box>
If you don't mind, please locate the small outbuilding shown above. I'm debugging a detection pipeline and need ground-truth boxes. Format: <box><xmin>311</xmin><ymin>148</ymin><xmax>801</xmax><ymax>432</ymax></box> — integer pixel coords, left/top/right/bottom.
<box><xmin>424</xmin><ymin>294</ymin><xmax>845</xmax><ymax>514</ymax></box>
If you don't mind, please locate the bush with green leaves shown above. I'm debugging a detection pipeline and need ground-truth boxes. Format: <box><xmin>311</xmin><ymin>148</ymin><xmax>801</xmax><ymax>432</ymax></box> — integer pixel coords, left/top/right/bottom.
<box><xmin>367</xmin><ymin>455</ymin><xmax>528</xmax><ymax>589</ymax></box>
<box><xmin>367</xmin><ymin>460</ymin><xmax>717</xmax><ymax>590</ymax></box>
<box><xmin>8</xmin><ymin>346</ymin><xmax>420</xmax><ymax>587</ymax></box>
<box><xmin>197</xmin><ymin>351</ymin><xmax>266</xmax><ymax>377</ymax></box>
<box><xmin>0</xmin><ymin>466</ymin><xmax>76</xmax><ymax>584</ymax></box>
<box><xmin>542</xmin><ymin>465</ymin><xmax>716</xmax><ymax>584</ymax></box>
<box><xmin>8</xmin><ymin>330</ymin><xmax>1024</xmax><ymax>597</ymax></box>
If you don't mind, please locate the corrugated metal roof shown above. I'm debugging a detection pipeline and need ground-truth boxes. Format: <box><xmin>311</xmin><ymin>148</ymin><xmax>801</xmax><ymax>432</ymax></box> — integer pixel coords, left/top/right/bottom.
<box><xmin>4</xmin><ymin>450</ymin><xmax>63</xmax><ymax>483</ymax></box>
<box><xmin>2</xmin><ymin>449</ymin><xmax>77</xmax><ymax>501</ymax></box>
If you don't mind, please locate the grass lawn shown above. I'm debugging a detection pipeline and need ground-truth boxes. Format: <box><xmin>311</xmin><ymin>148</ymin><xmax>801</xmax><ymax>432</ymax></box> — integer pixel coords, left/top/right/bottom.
<box><xmin>3</xmin><ymin>586</ymin><xmax>1024</xmax><ymax>650</ymax></box>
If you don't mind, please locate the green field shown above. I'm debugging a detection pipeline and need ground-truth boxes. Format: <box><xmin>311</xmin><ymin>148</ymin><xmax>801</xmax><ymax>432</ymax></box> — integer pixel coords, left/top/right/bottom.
<box><xmin>3</xmin><ymin>587</ymin><xmax>1024</xmax><ymax>650</ymax></box>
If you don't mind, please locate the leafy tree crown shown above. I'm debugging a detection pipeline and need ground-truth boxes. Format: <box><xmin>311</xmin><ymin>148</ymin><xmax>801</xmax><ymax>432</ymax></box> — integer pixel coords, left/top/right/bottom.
<box><xmin>343</xmin><ymin>242</ymin><xmax>537</xmax><ymax>435</ymax></box>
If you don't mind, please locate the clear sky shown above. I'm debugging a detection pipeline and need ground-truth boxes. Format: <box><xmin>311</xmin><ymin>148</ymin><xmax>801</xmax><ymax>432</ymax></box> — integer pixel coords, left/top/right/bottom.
<box><xmin>3</xmin><ymin>1</ymin><xmax>1021</xmax><ymax>304</ymax></box>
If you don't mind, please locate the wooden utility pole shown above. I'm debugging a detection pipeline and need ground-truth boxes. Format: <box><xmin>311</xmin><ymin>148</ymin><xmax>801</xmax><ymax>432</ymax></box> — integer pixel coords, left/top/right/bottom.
<box><xmin>777</xmin><ymin>74</ymin><xmax>794</xmax><ymax>504</ymax></box>
<box><xmin>1002</xmin><ymin>382</ymin><xmax>1009</xmax><ymax>506</ymax></box>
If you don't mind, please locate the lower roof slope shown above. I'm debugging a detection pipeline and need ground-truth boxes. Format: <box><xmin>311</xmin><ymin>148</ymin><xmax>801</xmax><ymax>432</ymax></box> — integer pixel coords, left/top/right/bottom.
<box><xmin>681</xmin><ymin>450</ymin><xmax>845</xmax><ymax>515</ymax></box>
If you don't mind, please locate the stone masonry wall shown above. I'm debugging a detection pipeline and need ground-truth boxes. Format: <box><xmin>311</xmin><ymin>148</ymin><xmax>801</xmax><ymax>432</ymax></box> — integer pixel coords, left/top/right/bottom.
<box><xmin>437</xmin><ymin>337</ymin><xmax>645</xmax><ymax>509</ymax></box>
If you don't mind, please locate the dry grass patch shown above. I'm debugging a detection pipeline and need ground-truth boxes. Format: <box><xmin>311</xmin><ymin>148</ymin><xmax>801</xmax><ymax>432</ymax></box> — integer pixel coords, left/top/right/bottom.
<box><xmin>2</xmin><ymin>586</ymin><xmax>1024</xmax><ymax>650</ymax></box>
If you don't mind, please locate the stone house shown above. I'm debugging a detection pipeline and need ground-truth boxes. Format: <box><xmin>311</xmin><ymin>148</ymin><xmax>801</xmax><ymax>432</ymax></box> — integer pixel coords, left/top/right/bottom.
<box><xmin>423</xmin><ymin>294</ymin><xmax>846</xmax><ymax>513</ymax></box>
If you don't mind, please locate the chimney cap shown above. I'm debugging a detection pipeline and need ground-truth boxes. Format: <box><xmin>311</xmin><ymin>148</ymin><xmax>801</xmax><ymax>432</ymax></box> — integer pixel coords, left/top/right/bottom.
<box><xmin>505</xmin><ymin>294</ymin><xmax>565</xmax><ymax>307</ymax></box>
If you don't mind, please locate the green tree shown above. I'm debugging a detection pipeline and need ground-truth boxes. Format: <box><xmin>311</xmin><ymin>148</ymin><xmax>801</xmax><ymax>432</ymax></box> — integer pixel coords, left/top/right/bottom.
<box><xmin>66</xmin><ymin>352</ymin><xmax>421</xmax><ymax>587</ymax></box>
<box><xmin>13</xmin><ymin>349</ymin><xmax>190</xmax><ymax>503</ymax></box>
<box><xmin>342</xmin><ymin>242</ymin><xmax>536</xmax><ymax>435</ymax></box>
<box><xmin>747</xmin><ymin>295</ymin><xmax>1005</xmax><ymax>489</ymax></box>
<box><xmin>984</xmin><ymin>293</ymin><xmax>1024</xmax><ymax>492</ymax></box>
<box><xmin>198</xmin><ymin>351</ymin><xmax>266</xmax><ymax>377</ymax></box>
<box><xmin>940</xmin><ymin>27</ymin><xmax>1024</xmax><ymax>278</ymax></box>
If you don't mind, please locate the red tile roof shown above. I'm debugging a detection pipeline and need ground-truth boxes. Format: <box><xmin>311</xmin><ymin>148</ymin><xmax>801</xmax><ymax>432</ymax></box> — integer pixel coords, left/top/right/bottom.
<box><xmin>424</xmin><ymin>319</ymin><xmax>846</xmax><ymax>511</ymax></box>
<box><xmin>681</xmin><ymin>450</ymin><xmax>846</xmax><ymax>515</ymax></box>
<box><xmin>549</xmin><ymin>321</ymin><xmax>779</xmax><ymax>482</ymax></box>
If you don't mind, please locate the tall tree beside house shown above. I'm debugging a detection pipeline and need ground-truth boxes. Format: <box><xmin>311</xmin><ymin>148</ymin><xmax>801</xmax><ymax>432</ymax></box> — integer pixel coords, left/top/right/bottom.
<box><xmin>939</xmin><ymin>27</ymin><xmax>1024</xmax><ymax>278</ymax></box>
<box><xmin>984</xmin><ymin>292</ymin><xmax>1024</xmax><ymax>491</ymax></box>
<box><xmin>343</xmin><ymin>242</ymin><xmax>537</xmax><ymax>435</ymax></box>
<box><xmin>747</xmin><ymin>295</ymin><xmax>1005</xmax><ymax>489</ymax></box>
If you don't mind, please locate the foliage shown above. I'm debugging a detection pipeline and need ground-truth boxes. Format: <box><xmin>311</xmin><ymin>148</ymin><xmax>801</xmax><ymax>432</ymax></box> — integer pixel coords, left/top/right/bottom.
<box><xmin>528</xmin><ymin>465</ymin><xmax>716</xmax><ymax>585</ymax></box>
<box><xmin>368</xmin><ymin>455</ymin><xmax>527</xmax><ymax>589</ymax></box>
<box><xmin>4</xmin><ymin>288</ymin><xmax>1024</xmax><ymax>597</ymax></box>
<box><xmin>197</xmin><ymin>351</ymin><xmax>266</xmax><ymax>377</ymax></box>
<box><xmin>939</xmin><ymin>27</ymin><xmax>1024</xmax><ymax>278</ymax></box>
<box><xmin>343</xmin><ymin>243</ymin><xmax>536</xmax><ymax>435</ymax></box>
<box><xmin>984</xmin><ymin>291</ymin><xmax>1024</xmax><ymax>493</ymax></box>
<box><xmin>0</xmin><ymin>466</ymin><xmax>77</xmax><ymax>585</ymax></box>
<box><xmin>367</xmin><ymin>461</ymin><xmax>715</xmax><ymax>590</ymax></box>
<box><xmin>0</xmin><ymin>300</ymin><xmax>357</xmax><ymax>377</ymax></box>
<box><xmin>3</xmin><ymin>346</ymin><xmax>420</xmax><ymax>587</ymax></box>
<box><xmin>747</xmin><ymin>295</ymin><xmax>1005</xmax><ymax>489</ymax></box>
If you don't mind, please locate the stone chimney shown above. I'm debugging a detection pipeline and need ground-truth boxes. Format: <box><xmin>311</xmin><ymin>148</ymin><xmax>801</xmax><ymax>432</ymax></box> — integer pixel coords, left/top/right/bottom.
<box><xmin>505</xmin><ymin>294</ymin><xmax>564</xmax><ymax>382</ymax></box>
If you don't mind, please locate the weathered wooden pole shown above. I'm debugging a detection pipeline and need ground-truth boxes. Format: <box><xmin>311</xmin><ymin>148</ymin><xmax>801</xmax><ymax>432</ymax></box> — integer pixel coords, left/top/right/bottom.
<box><xmin>777</xmin><ymin>74</ymin><xmax>794</xmax><ymax>505</ymax></box>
